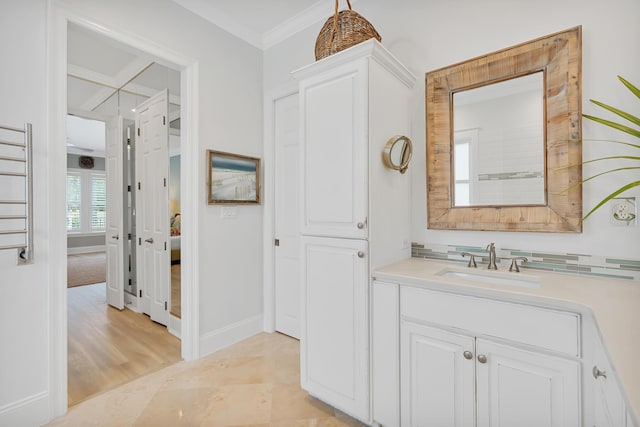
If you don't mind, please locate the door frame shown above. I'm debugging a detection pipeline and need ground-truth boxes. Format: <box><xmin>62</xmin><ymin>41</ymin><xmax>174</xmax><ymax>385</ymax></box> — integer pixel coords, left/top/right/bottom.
<box><xmin>47</xmin><ymin>2</ymin><xmax>200</xmax><ymax>416</ymax></box>
<box><xmin>262</xmin><ymin>83</ymin><xmax>298</xmax><ymax>333</ymax></box>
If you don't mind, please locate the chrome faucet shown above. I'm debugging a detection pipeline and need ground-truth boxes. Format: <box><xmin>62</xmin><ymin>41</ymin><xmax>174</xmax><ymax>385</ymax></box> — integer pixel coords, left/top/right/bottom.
<box><xmin>486</xmin><ymin>242</ymin><xmax>498</xmax><ymax>270</ymax></box>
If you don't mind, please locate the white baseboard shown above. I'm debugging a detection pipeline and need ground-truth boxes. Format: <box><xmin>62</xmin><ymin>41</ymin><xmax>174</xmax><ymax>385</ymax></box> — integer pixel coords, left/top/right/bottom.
<box><xmin>199</xmin><ymin>315</ymin><xmax>263</xmax><ymax>358</ymax></box>
<box><xmin>67</xmin><ymin>245</ymin><xmax>105</xmax><ymax>255</ymax></box>
<box><xmin>168</xmin><ymin>314</ymin><xmax>181</xmax><ymax>339</ymax></box>
<box><xmin>0</xmin><ymin>390</ymin><xmax>49</xmax><ymax>427</ymax></box>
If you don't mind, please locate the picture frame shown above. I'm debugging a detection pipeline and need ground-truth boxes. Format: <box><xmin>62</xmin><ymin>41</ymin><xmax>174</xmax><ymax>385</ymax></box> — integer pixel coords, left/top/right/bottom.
<box><xmin>207</xmin><ymin>150</ymin><xmax>260</xmax><ymax>205</ymax></box>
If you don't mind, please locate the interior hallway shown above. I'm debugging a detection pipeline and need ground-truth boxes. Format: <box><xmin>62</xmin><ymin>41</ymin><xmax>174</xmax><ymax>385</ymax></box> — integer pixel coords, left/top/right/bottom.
<box><xmin>67</xmin><ymin>283</ymin><xmax>181</xmax><ymax>406</ymax></box>
<box><xmin>51</xmin><ymin>332</ymin><xmax>364</xmax><ymax>426</ymax></box>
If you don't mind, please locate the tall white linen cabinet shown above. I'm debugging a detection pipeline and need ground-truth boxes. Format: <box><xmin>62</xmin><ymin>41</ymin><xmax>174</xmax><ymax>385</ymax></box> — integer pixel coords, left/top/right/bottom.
<box><xmin>293</xmin><ymin>39</ymin><xmax>416</xmax><ymax>423</ymax></box>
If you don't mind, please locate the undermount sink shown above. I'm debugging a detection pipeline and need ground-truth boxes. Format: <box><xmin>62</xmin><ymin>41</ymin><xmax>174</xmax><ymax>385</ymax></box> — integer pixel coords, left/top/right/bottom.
<box><xmin>436</xmin><ymin>268</ymin><xmax>540</xmax><ymax>289</ymax></box>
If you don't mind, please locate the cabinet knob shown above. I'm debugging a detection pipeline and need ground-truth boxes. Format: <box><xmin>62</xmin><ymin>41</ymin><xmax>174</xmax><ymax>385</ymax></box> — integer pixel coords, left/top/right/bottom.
<box><xmin>592</xmin><ymin>366</ymin><xmax>607</xmax><ymax>379</ymax></box>
<box><xmin>463</xmin><ymin>351</ymin><xmax>473</xmax><ymax>360</ymax></box>
<box><xmin>357</xmin><ymin>222</ymin><xmax>365</xmax><ymax>229</ymax></box>
<box><xmin>357</xmin><ymin>251</ymin><xmax>365</xmax><ymax>258</ymax></box>
<box><xmin>477</xmin><ymin>354</ymin><xmax>487</xmax><ymax>364</ymax></box>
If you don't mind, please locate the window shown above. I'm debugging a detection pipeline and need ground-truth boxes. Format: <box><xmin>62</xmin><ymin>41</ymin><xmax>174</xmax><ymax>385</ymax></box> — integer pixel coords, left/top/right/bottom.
<box><xmin>66</xmin><ymin>169</ymin><xmax>106</xmax><ymax>233</ymax></box>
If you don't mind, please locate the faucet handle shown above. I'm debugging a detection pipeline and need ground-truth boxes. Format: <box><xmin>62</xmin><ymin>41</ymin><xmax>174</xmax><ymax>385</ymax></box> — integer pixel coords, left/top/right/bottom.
<box><xmin>461</xmin><ymin>252</ymin><xmax>477</xmax><ymax>268</ymax></box>
<box><xmin>509</xmin><ymin>256</ymin><xmax>528</xmax><ymax>272</ymax></box>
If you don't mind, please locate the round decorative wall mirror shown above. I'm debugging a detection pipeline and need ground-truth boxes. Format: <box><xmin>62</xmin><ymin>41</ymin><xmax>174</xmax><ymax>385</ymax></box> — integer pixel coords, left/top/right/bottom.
<box><xmin>382</xmin><ymin>135</ymin><xmax>412</xmax><ymax>174</ymax></box>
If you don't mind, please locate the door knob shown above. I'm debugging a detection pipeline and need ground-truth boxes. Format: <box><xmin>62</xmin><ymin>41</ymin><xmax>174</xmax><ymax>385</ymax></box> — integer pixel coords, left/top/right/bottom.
<box><xmin>477</xmin><ymin>354</ymin><xmax>487</xmax><ymax>364</ymax></box>
<box><xmin>463</xmin><ymin>351</ymin><xmax>473</xmax><ymax>360</ymax></box>
<box><xmin>145</xmin><ymin>237</ymin><xmax>154</xmax><ymax>244</ymax></box>
<box><xmin>357</xmin><ymin>222</ymin><xmax>365</xmax><ymax>229</ymax></box>
<box><xmin>592</xmin><ymin>366</ymin><xmax>607</xmax><ymax>379</ymax></box>
<box><xmin>111</xmin><ymin>235</ymin><xmax>119</xmax><ymax>240</ymax></box>
<box><xmin>357</xmin><ymin>251</ymin><xmax>365</xmax><ymax>258</ymax></box>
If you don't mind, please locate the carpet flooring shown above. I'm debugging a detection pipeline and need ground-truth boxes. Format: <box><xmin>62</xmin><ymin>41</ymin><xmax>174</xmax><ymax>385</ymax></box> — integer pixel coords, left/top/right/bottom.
<box><xmin>67</xmin><ymin>252</ymin><xmax>107</xmax><ymax>288</ymax></box>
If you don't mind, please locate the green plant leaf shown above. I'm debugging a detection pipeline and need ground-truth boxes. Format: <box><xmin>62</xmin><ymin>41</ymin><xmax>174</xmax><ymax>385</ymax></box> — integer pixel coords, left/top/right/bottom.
<box><xmin>589</xmin><ymin>99</ymin><xmax>640</xmax><ymax>127</ymax></box>
<box><xmin>558</xmin><ymin>167</ymin><xmax>640</xmax><ymax>194</ymax></box>
<box><xmin>583</xmin><ymin>114</ymin><xmax>640</xmax><ymax>139</ymax></box>
<box><xmin>582</xmin><ymin>180</ymin><xmax>640</xmax><ymax>222</ymax></box>
<box><xmin>579</xmin><ymin>138</ymin><xmax>640</xmax><ymax>150</ymax></box>
<box><xmin>619</xmin><ymin>75</ymin><xmax>640</xmax><ymax>100</ymax></box>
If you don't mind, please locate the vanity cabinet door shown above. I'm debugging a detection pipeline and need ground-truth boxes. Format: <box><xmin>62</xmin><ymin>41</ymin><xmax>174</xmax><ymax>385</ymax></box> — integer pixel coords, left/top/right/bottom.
<box><xmin>300</xmin><ymin>236</ymin><xmax>369</xmax><ymax>421</ymax></box>
<box><xmin>593</xmin><ymin>341</ymin><xmax>628</xmax><ymax>427</ymax></box>
<box><xmin>400</xmin><ymin>321</ymin><xmax>475</xmax><ymax>427</ymax></box>
<box><xmin>475</xmin><ymin>339</ymin><xmax>581</xmax><ymax>427</ymax></box>
<box><xmin>298</xmin><ymin>60</ymin><xmax>368</xmax><ymax>239</ymax></box>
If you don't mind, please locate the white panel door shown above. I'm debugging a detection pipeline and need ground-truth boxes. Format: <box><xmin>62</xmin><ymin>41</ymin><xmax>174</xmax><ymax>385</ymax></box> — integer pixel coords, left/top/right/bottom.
<box><xmin>300</xmin><ymin>235</ymin><xmax>369</xmax><ymax>421</ymax></box>
<box><xmin>274</xmin><ymin>92</ymin><xmax>300</xmax><ymax>339</ymax></box>
<box><xmin>476</xmin><ymin>339</ymin><xmax>581</xmax><ymax>427</ymax></box>
<box><xmin>400</xmin><ymin>322</ymin><xmax>475</xmax><ymax>427</ymax></box>
<box><xmin>299</xmin><ymin>61</ymin><xmax>368</xmax><ymax>239</ymax></box>
<box><xmin>105</xmin><ymin>116</ymin><xmax>124</xmax><ymax>310</ymax></box>
<box><xmin>135</xmin><ymin>89</ymin><xmax>170</xmax><ymax>326</ymax></box>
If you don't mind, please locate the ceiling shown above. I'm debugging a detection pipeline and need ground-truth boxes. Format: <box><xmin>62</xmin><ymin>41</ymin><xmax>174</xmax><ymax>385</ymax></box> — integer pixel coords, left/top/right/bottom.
<box><xmin>67</xmin><ymin>24</ymin><xmax>182</xmax><ymax>156</ymax></box>
<box><xmin>67</xmin><ymin>1</ymin><xmax>334</xmax><ymax>156</ymax></box>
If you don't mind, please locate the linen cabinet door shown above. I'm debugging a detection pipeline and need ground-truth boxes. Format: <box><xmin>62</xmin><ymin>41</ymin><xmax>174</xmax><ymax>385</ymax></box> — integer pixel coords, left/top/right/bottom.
<box><xmin>300</xmin><ymin>236</ymin><xmax>370</xmax><ymax>421</ymax></box>
<box><xmin>475</xmin><ymin>339</ymin><xmax>581</xmax><ymax>427</ymax></box>
<box><xmin>298</xmin><ymin>61</ymin><xmax>368</xmax><ymax>239</ymax></box>
<box><xmin>400</xmin><ymin>321</ymin><xmax>475</xmax><ymax>427</ymax></box>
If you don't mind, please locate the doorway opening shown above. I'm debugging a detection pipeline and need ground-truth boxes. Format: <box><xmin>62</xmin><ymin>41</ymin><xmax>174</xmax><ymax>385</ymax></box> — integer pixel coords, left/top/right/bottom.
<box><xmin>64</xmin><ymin>22</ymin><xmax>187</xmax><ymax>405</ymax></box>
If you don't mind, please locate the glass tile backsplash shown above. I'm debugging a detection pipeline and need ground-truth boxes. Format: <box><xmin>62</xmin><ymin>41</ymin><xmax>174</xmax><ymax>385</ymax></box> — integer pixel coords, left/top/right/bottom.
<box><xmin>411</xmin><ymin>242</ymin><xmax>640</xmax><ymax>281</ymax></box>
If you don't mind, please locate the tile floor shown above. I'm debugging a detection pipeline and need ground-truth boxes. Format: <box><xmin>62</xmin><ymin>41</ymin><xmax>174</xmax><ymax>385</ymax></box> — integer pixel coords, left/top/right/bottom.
<box><xmin>47</xmin><ymin>332</ymin><xmax>365</xmax><ymax>426</ymax></box>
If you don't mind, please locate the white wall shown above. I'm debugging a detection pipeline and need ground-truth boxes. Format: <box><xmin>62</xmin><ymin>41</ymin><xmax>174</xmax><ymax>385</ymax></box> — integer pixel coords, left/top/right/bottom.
<box><xmin>1</xmin><ymin>0</ymin><xmax>264</xmax><ymax>424</ymax></box>
<box><xmin>0</xmin><ymin>1</ymin><xmax>50</xmax><ymax>425</ymax></box>
<box><xmin>264</xmin><ymin>0</ymin><xmax>640</xmax><ymax>259</ymax></box>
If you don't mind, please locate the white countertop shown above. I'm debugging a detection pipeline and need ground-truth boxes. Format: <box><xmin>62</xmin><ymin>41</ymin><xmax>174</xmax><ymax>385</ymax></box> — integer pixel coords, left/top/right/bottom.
<box><xmin>373</xmin><ymin>257</ymin><xmax>640</xmax><ymax>424</ymax></box>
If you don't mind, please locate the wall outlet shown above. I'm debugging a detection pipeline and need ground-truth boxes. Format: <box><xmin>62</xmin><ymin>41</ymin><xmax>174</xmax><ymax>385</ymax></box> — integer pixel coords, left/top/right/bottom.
<box><xmin>610</xmin><ymin>197</ymin><xmax>637</xmax><ymax>226</ymax></box>
<box><xmin>221</xmin><ymin>206</ymin><xmax>238</xmax><ymax>219</ymax></box>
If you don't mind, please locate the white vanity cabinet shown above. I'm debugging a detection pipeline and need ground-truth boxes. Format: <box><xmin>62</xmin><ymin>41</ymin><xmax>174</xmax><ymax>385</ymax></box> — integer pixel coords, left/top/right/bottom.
<box><xmin>294</xmin><ymin>40</ymin><xmax>415</xmax><ymax>423</ymax></box>
<box><xmin>372</xmin><ymin>280</ymin><xmax>582</xmax><ymax>427</ymax></box>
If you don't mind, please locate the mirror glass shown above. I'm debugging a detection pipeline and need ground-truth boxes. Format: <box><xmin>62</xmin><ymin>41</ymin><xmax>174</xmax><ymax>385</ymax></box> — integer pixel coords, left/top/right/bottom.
<box><xmin>382</xmin><ymin>135</ymin><xmax>413</xmax><ymax>173</ymax></box>
<box><xmin>452</xmin><ymin>72</ymin><xmax>545</xmax><ymax>206</ymax></box>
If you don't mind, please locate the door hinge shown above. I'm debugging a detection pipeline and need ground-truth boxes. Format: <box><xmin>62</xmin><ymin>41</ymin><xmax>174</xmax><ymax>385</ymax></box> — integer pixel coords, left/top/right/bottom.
<box><xmin>164</xmin><ymin>177</ymin><xmax>167</xmax><ymax>187</ymax></box>
<box><xmin>128</xmin><ymin>278</ymin><xmax>132</xmax><ymax>286</ymax></box>
<box><xmin>137</xmin><ymin>127</ymin><xmax>140</xmax><ymax>136</ymax></box>
<box><xmin>139</xmin><ymin>289</ymin><xmax>142</xmax><ymax>297</ymax></box>
<box><xmin>274</xmin><ymin>239</ymin><xmax>280</xmax><ymax>247</ymax></box>
<box><xmin>138</xmin><ymin>237</ymin><xmax>141</xmax><ymax>246</ymax></box>
<box><xmin>164</xmin><ymin>301</ymin><xmax>168</xmax><ymax>310</ymax></box>
<box><xmin>163</xmin><ymin>116</ymin><xmax>166</xmax><ymax>125</ymax></box>
<box><xmin>127</xmin><ymin>138</ymin><xmax>131</xmax><ymax>146</ymax></box>
<box><xmin>127</xmin><ymin>185</ymin><xmax>131</xmax><ymax>192</ymax></box>
<box><xmin>138</xmin><ymin>182</ymin><xmax>141</xmax><ymax>190</ymax></box>
<box><xmin>164</xmin><ymin>241</ymin><xmax>167</xmax><ymax>251</ymax></box>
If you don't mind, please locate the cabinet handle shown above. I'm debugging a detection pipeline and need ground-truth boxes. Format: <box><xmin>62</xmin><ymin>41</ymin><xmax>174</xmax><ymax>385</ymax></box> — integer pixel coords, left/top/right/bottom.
<box><xmin>477</xmin><ymin>354</ymin><xmax>487</xmax><ymax>364</ymax></box>
<box><xmin>592</xmin><ymin>366</ymin><xmax>607</xmax><ymax>379</ymax></box>
<box><xmin>357</xmin><ymin>251</ymin><xmax>365</xmax><ymax>258</ymax></box>
<box><xmin>463</xmin><ymin>351</ymin><xmax>473</xmax><ymax>360</ymax></box>
<box><xmin>357</xmin><ymin>222</ymin><xmax>365</xmax><ymax>229</ymax></box>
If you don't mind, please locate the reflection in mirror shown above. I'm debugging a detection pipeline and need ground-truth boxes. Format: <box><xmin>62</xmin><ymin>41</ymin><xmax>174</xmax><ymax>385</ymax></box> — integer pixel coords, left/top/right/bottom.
<box><xmin>452</xmin><ymin>72</ymin><xmax>545</xmax><ymax>206</ymax></box>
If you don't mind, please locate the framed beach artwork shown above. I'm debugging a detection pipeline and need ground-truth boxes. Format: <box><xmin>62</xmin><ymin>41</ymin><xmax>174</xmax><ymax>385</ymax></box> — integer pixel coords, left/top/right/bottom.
<box><xmin>207</xmin><ymin>150</ymin><xmax>260</xmax><ymax>204</ymax></box>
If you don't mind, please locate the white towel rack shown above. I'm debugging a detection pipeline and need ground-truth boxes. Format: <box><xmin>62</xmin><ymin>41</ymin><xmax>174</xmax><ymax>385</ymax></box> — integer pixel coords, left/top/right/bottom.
<box><xmin>0</xmin><ymin>123</ymin><xmax>33</xmax><ymax>264</ymax></box>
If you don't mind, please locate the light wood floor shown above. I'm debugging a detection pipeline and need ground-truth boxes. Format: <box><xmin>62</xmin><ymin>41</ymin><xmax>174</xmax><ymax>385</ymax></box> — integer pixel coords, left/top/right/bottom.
<box><xmin>67</xmin><ymin>283</ymin><xmax>181</xmax><ymax>406</ymax></box>
<box><xmin>171</xmin><ymin>263</ymin><xmax>181</xmax><ymax>317</ymax></box>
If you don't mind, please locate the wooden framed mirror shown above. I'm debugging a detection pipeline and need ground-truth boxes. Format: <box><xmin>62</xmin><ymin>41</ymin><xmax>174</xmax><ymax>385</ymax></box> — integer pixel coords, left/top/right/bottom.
<box><xmin>426</xmin><ymin>26</ymin><xmax>582</xmax><ymax>232</ymax></box>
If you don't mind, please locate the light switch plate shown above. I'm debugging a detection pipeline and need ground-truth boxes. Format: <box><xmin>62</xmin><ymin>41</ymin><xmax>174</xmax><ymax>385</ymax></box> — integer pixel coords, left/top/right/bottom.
<box><xmin>610</xmin><ymin>197</ymin><xmax>637</xmax><ymax>226</ymax></box>
<box><xmin>221</xmin><ymin>206</ymin><xmax>238</xmax><ymax>219</ymax></box>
